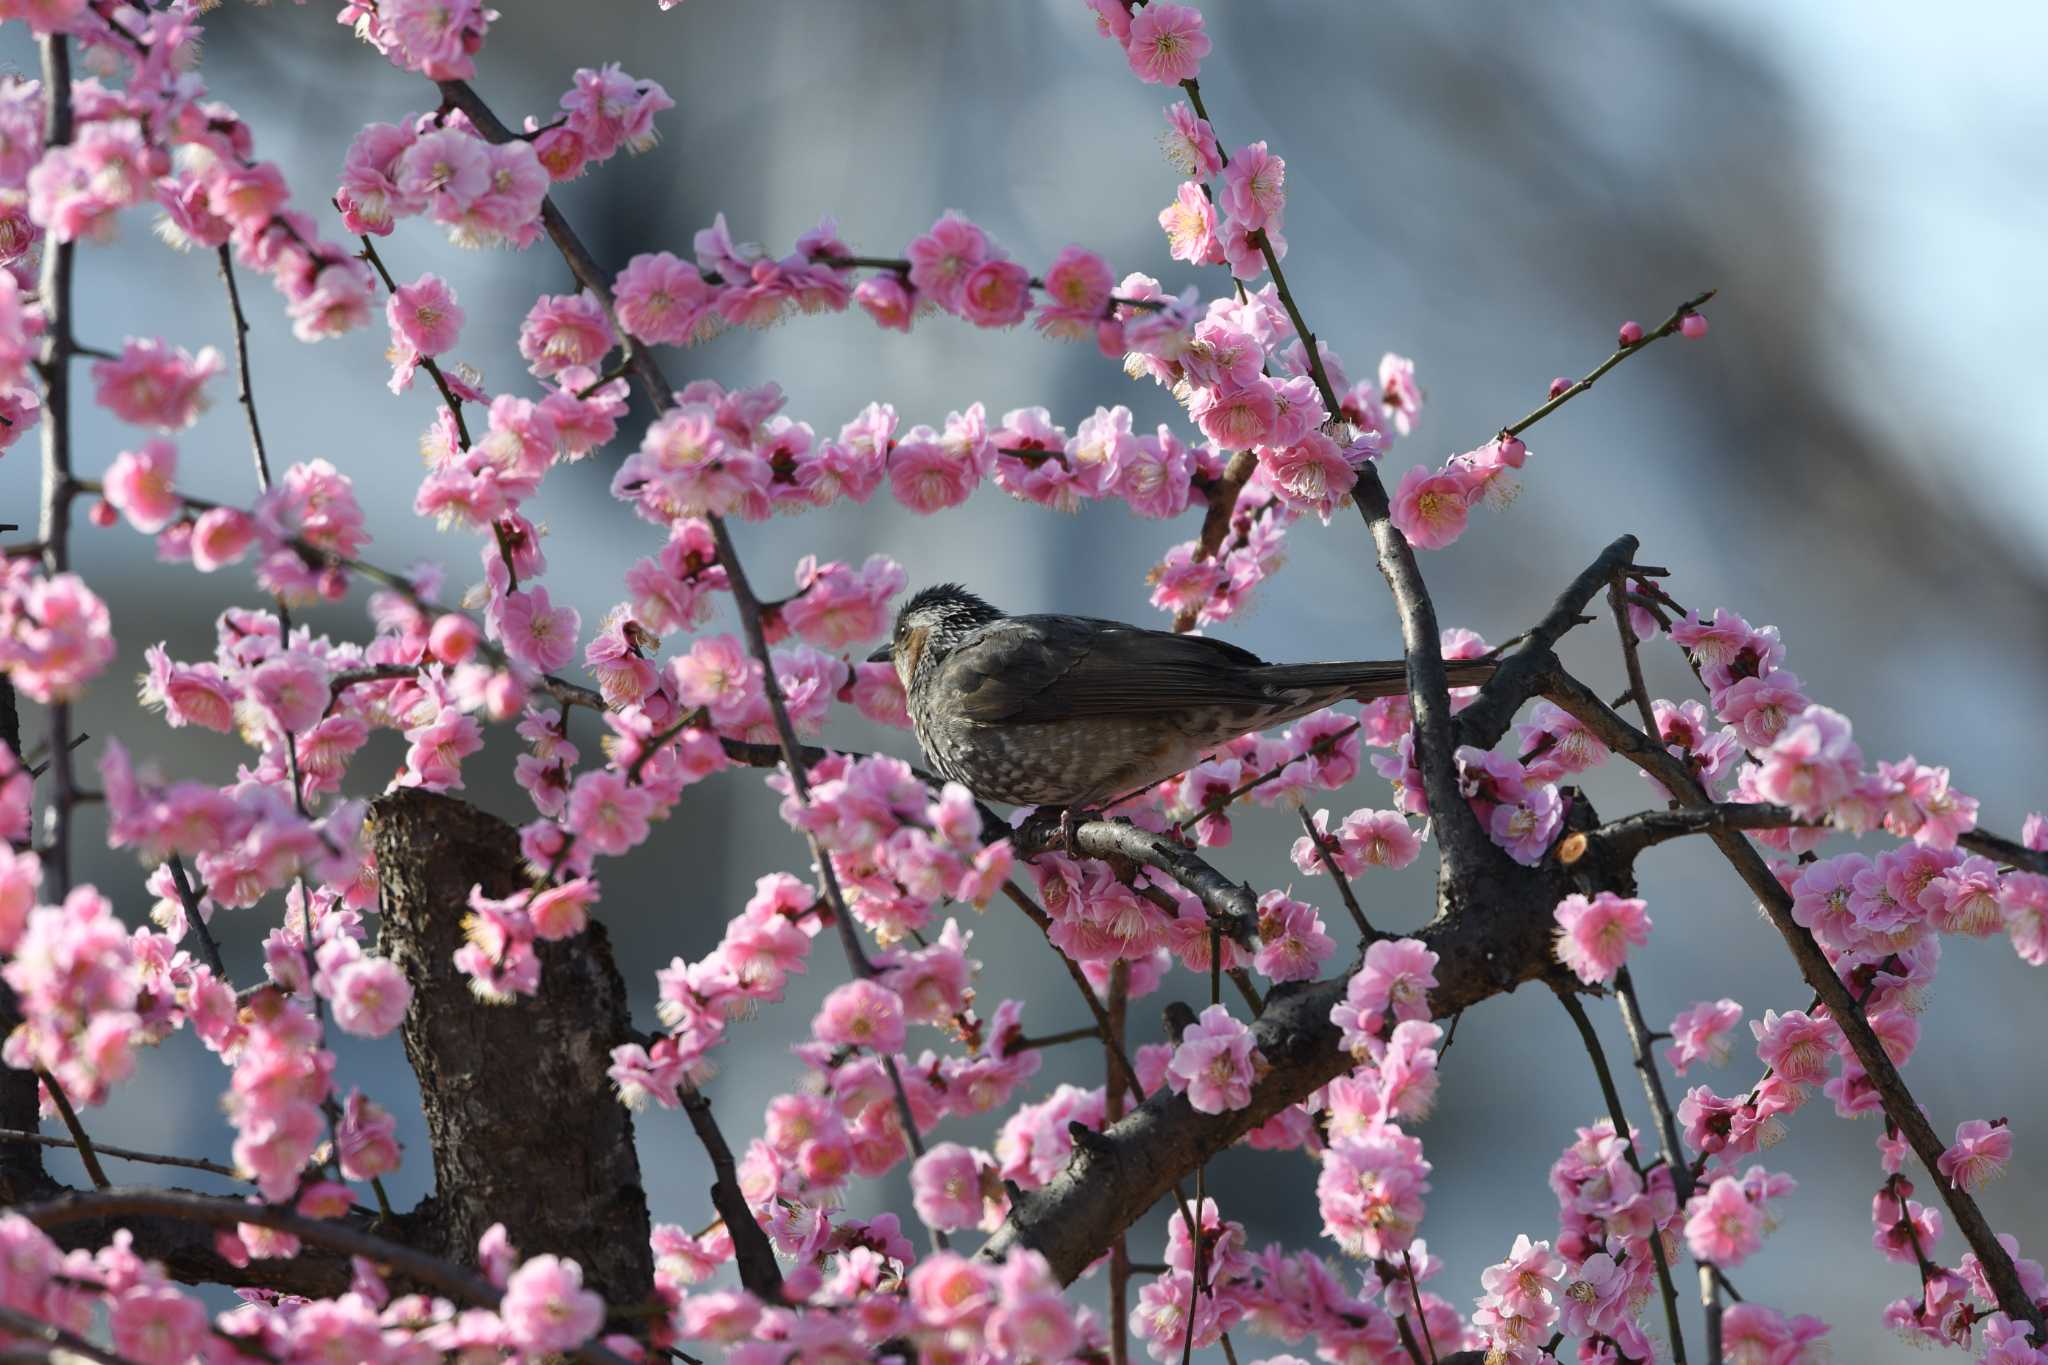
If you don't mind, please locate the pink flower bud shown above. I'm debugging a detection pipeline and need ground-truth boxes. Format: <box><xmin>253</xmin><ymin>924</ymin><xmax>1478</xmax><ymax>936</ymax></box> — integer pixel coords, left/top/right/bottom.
<box><xmin>1680</xmin><ymin>311</ymin><xmax>1709</xmax><ymax>339</ymax></box>
<box><xmin>1617</xmin><ymin>320</ymin><xmax>1644</xmax><ymax>346</ymax></box>
<box><xmin>1547</xmin><ymin>376</ymin><xmax>1573</xmax><ymax>399</ymax></box>
<box><xmin>88</xmin><ymin>499</ymin><xmax>117</xmax><ymax>528</ymax></box>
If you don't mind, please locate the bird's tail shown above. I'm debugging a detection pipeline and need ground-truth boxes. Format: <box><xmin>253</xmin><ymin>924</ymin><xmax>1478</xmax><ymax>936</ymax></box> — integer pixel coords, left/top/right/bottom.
<box><xmin>1251</xmin><ymin>658</ymin><xmax>1495</xmax><ymax>701</ymax></box>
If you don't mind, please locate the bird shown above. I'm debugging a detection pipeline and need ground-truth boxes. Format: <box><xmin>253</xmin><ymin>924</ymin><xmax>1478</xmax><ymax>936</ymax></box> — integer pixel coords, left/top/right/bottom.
<box><xmin>870</xmin><ymin>583</ymin><xmax>1494</xmax><ymax>815</ymax></box>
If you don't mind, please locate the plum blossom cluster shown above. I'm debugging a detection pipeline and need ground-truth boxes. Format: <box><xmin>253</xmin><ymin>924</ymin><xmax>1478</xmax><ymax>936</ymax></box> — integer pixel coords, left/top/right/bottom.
<box><xmin>9</xmin><ymin>18</ymin><xmax>377</xmax><ymax>349</ymax></box>
<box><xmin>0</xmin><ymin>1209</ymin><xmax>635</xmax><ymax>1361</ymax></box>
<box><xmin>338</xmin><ymin>66</ymin><xmax>672</xmax><ymax>242</ymax></box>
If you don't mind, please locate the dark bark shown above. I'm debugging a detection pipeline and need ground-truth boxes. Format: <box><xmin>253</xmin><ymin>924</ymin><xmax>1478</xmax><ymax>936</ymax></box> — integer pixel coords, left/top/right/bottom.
<box><xmin>0</xmin><ymin>676</ymin><xmax>44</xmax><ymax>1201</ymax></box>
<box><xmin>371</xmin><ymin>789</ymin><xmax>653</xmax><ymax>1311</ymax></box>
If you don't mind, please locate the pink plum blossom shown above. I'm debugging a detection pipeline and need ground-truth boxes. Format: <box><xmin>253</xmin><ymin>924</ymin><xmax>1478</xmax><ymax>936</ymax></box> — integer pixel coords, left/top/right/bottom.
<box><xmin>1685</xmin><ymin>1175</ymin><xmax>1764</xmax><ymax>1265</ymax></box>
<box><xmin>1937</xmin><ymin>1118</ymin><xmax>2013</xmax><ymax>1191</ymax></box>
<box><xmin>1552</xmin><ymin>892</ymin><xmax>1651</xmax><ymax>985</ymax></box>
<box><xmin>1167</xmin><ymin>1003</ymin><xmax>1260</xmax><ymax>1114</ymax></box>
<box><xmin>1667</xmin><ymin>998</ymin><xmax>1743</xmax><ymax>1074</ymax></box>
<box><xmin>1390</xmin><ymin>464</ymin><xmax>1471</xmax><ymax>550</ymax></box>
<box><xmin>1124</xmin><ymin>2</ymin><xmax>1211</xmax><ymax>85</ymax></box>
<box><xmin>500</xmin><ymin>1254</ymin><xmax>605</xmax><ymax>1355</ymax></box>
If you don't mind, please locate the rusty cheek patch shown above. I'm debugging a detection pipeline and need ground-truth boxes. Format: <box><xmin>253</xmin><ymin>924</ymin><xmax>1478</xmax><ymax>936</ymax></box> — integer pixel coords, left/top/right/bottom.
<box><xmin>898</xmin><ymin>626</ymin><xmax>928</xmax><ymax>685</ymax></box>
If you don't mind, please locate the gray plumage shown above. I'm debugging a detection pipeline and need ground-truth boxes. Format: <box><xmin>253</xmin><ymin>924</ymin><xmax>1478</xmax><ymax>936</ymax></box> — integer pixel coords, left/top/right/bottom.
<box><xmin>875</xmin><ymin>584</ymin><xmax>1492</xmax><ymax>808</ymax></box>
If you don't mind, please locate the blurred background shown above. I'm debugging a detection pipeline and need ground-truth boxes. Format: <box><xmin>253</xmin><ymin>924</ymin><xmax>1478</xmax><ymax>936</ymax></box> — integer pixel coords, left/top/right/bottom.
<box><xmin>4</xmin><ymin>1</ymin><xmax>2045</xmax><ymax>1357</ymax></box>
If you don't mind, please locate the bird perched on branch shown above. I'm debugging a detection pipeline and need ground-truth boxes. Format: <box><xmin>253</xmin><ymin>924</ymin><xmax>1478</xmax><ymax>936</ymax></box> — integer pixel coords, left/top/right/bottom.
<box><xmin>871</xmin><ymin>583</ymin><xmax>1492</xmax><ymax>818</ymax></box>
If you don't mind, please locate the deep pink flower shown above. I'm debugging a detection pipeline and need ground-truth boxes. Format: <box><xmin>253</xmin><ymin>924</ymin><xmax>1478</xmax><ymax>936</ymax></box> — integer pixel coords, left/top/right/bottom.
<box><xmin>1160</xmin><ymin>100</ymin><xmax>1223</xmax><ymax>177</ymax></box>
<box><xmin>1124</xmin><ymin>2</ymin><xmax>1211</xmax><ymax>84</ymax></box>
<box><xmin>905</xmin><ymin>211</ymin><xmax>989</xmax><ymax>312</ymax></box>
<box><xmin>910</xmin><ymin>1142</ymin><xmax>992</xmax><ymax>1232</ymax></box>
<box><xmin>854</xmin><ymin>273</ymin><xmax>916</xmax><ymax>332</ymax></box>
<box><xmin>1378</xmin><ymin>353</ymin><xmax>1423</xmax><ymax>436</ymax></box>
<box><xmin>387</xmin><ymin>272</ymin><xmax>464</xmax><ymax>357</ymax></box>
<box><xmin>1552</xmin><ymin>892</ymin><xmax>1651</xmax><ymax>985</ymax></box>
<box><xmin>614</xmin><ymin>251</ymin><xmax>715</xmax><ymax>346</ymax></box>
<box><xmin>2000</xmin><ymin>872</ymin><xmax>2048</xmax><ymax>966</ymax></box>
<box><xmin>957</xmin><ymin>258</ymin><xmax>1031</xmax><ymax>328</ymax></box>
<box><xmin>813</xmin><ymin>979</ymin><xmax>906</xmax><ymax>1053</ymax></box>
<box><xmin>1753</xmin><ymin>704</ymin><xmax>1861</xmax><ymax>819</ymax></box>
<box><xmin>518</xmin><ymin>290</ymin><xmax>616</xmax><ymax>379</ymax></box>
<box><xmin>1158</xmin><ymin>179</ymin><xmax>1223</xmax><ymax>266</ymax></box>
<box><xmin>498</xmin><ymin>587</ymin><xmax>580</xmax><ymax>673</ymax></box>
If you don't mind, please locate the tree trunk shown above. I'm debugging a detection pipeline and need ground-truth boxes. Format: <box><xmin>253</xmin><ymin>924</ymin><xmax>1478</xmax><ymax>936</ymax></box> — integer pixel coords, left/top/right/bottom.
<box><xmin>371</xmin><ymin>788</ymin><xmax>652</xmax><ymax>1311</ymax></box>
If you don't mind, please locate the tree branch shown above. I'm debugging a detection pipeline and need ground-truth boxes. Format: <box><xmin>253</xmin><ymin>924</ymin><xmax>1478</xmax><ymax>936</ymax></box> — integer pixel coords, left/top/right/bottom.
<box><xmin>1544</xmin><ymin>672</ymin><xmax>2048</xmax><ymax>1335</ymax></box>
<box><xmin>1555</xmin><ymin>988</ymin><xmax>1687</xmax><ymax>1362</ymax></box>
<box><xmin>1013</xmin><ymin>815</ymin><xmax>1258</xmax><ymax>947</ymax></box>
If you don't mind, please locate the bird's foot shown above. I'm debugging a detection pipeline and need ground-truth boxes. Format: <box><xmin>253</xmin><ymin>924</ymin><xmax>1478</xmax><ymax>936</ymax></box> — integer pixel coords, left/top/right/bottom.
<box><xmin>1060</xmin><ymin>806</ymin><xmax>1078</xmax><ymax>852</ymax></box>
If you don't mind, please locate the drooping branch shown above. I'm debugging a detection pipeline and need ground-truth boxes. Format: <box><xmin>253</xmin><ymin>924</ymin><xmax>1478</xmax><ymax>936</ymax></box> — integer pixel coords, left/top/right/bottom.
<box><xmin>1545</xmin><ymin>672</ymin><xmax>2048</xmax><ymax>1334</ymax></box>
<box><xmin>1555</xmin><ymin>989</ymin><xmax>1688</xmax><ymax>1362</ymax></box>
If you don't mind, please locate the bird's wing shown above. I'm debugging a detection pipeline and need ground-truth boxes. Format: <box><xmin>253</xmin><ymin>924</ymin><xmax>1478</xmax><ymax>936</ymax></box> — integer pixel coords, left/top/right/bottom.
<box><xmin>940</xmin><ymin>615</ymin><xmax>1274</xmax><ymax>724</ymax></box>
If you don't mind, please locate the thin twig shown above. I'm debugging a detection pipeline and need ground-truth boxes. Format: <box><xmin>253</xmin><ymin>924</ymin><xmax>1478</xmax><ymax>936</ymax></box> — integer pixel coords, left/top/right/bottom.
<box><xmin>1554</xmin><ymin>990</ymin><xmax>1688</xmax><ymax>1363</ymax></box>
<box><xmin>1298</xmin><ymin>807</ymin><xmax>1373</xmax><ymax>938</ymax></box>
<box><xmin>0</xmin><ymin>1127</ymin><xmax>245</xmax><ymax>1180</ymax></box>
<box><xmin>1498</xmin><ymin>291</ymin><xmax>1717</xmax><ymax>441</ymax></box>
<box><xmin>677</xmin><ymin>1086</ymin><xmax>784</xmax><ymax>1301</ymax></box>
<box><xmin>33</xmin><ymin>1070</ymin><xmax>108</xmax><ymax>1190</ymax></box>
<box><xmin>166</xmin><ymin>854</ymin><xmax>227</xmax><ymax>981</ymax></box>
<box><xmin>1547</xmin><ymin>670</ymin><xmax>2048</xmax><ymax>1334</ymax></box>
<box><xmin>216</xmin><ymin>245</ymin><xmax>272</xmax><ymax>491</ymax></box>
<box><xmin>0</xmin><ymin>1306</ymin><xmax>142</xmax><ymax>1365</ymax></box>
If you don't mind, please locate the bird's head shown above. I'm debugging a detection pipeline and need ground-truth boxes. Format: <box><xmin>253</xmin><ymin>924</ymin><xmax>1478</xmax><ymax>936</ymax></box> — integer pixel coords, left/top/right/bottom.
<box><xmin>868</xmin><ymin>583</ymin><xmax>1005</xmax><ymax>685</ymax></box>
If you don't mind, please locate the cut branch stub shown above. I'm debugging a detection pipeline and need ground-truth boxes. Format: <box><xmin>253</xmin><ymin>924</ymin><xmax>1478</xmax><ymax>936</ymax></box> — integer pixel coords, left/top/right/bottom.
<box><xmin>370</xmin><ymin>789</ymin><xmax>653</xmax><ymax>1311</ymax></box>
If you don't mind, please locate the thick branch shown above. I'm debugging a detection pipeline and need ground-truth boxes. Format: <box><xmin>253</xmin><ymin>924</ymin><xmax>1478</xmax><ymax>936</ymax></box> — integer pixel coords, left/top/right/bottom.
<box><xmin>1455</xmin><ymin>533</ymin><xmax>1640</xmax><ymax>751</ymax></box>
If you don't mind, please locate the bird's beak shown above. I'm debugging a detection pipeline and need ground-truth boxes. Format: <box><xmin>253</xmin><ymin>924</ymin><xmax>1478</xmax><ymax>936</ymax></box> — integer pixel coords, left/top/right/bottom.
<box><xmin>866</xmin><ymin>645</ymin><xmax>894</xmax><ymax>665</ymax></box>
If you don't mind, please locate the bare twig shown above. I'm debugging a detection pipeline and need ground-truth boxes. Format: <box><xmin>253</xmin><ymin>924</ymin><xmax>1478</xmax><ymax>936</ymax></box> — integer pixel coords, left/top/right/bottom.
<box><xmin>166</xmin><ymin>854</ymin><xmax>227</xmax><ymax>981</ymax></box>
<box><xmin>215</xmin><ymin>245</ymin><xmax>272</xmax><ymax>491</ymax></box>
<box><xmin>0</xmin><ymin>1127</ymin><xmax>244</xmax><ymax>1181</ymax></box>
<box><xmin>0</xmin><ymin>1306</ymin><xmax>142</xmax><ymax>1365</ymax></box>
<box><xmin>32</xmin><ymin>1071</ymin><xmax>107</xmax><ymax>1190</ymax></box>
<box><xmin>1497</xmin><ymin>291</ymin><xmax>1716</xmax><ymax>441</ymax></box>
<box><xmin>34</xmin><ymin>33</ymin><xmax>80</xmax><ymax>899</ymax></box>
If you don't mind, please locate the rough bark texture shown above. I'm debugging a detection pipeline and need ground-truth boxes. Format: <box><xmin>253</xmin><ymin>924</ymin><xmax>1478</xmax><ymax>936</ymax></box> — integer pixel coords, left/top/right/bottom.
<box><xmin>0</xmin><ymin>675</ymin><xmax>45</xmax><ymax>1204</ymax></box>
<box><xmin>371</xmin><ymin>788</ymin><xmax>653</xmax><ymax>1310</ymax></box>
